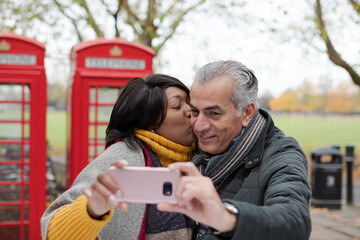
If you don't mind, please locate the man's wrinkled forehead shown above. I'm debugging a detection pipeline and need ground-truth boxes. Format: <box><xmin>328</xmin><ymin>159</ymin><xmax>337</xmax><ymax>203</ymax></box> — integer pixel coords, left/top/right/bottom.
<box><xmin>190</xmin><ymin>77</ymin><xmax>234</xmax><ymax>102</ymax></box>
<box><xmin>189</xmin><ymin>102</ymin><xmax>221</xmax><ymax>111</ymax></box>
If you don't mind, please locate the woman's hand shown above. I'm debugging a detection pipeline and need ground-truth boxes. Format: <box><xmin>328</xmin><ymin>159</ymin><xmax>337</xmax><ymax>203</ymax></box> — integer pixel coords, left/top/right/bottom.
<box><xmin>157</xmin><ymin>162</ymin><xmax>237</xmax><ymax>233</ymax></box>
<box><xmin>82</xmin><ymin>159</ymin><xmax>129</xmax><ymax>219</ymax></box>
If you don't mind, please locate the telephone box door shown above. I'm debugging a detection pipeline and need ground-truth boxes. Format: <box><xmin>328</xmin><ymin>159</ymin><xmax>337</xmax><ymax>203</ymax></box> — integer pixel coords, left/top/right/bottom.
<box><xmin>0</xmin><ymin>33</ymin><xmax>47</xmax><ymax>240</ymax></box>
<box><xmin>68</xmin><ymin>39</ymin><xmax>154</xmax><ymax>186</ymax></box>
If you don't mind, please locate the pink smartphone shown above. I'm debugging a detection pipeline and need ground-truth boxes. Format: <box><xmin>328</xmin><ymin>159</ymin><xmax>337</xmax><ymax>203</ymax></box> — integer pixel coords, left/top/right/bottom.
<box><xmin>108</xmin><ymin>166</ymin><xmax>180</xmax><ymax>204</ymax></box>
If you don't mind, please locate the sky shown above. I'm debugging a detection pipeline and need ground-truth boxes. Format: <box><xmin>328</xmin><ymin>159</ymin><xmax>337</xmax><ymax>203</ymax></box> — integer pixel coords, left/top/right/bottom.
<box><xmin>44</xmin><ymin>0</ymin><xmax>359</xmax><ymax>97</ymax></box>
<box><xmin>156</xmin><ymin>0</ymin><xmax>359</xmax><ymax>96</ymax></box>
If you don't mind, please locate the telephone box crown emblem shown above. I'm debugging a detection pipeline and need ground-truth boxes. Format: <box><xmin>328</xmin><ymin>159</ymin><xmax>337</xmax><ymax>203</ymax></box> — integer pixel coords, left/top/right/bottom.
<box><xmin>110</xmin><ymin>46</ymin><xmax>122</xmax><ymax>56</ymax></box>
<box><xmin>0</xmin><ymin>40</ymin><xmax>11</xmax><ymax>51</ymax></box>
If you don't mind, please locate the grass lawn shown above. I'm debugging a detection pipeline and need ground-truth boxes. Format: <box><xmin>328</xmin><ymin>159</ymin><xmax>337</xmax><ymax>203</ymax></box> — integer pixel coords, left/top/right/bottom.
<box><xmin>46</xmin><ymin>111</ymin><xmax>360</xmax><ymax>158</ymax></box>
<box><xmin>46</xmin><ymin>110</ymin><xmax>67</xmax><ymax>156</ymax></box>
<box><xmin>272</xmin><ymin>113</ymin><xmax>360</xmax><ymax>156</ymax></box>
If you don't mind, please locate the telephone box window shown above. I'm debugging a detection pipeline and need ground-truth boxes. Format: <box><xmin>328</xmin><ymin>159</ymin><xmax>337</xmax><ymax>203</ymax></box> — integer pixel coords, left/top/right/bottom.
<box><xmin>0</xmin><ymin>32</ymin><xmax>46</xmax><ymax>240</ymax></box>
<box><xmin>85</xmin><ymin>57</ymin><xmax>145</xmax><ymax>70</ymax></box>
<box><xmin>0</xmin><ymin>53</ymin><xmax>36</xmax><ymax>65</ymax></box>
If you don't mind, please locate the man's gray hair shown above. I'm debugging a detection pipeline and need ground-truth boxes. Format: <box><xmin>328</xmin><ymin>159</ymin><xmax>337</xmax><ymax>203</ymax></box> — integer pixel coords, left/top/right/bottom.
<box><xmin>194</xmin><ymin>60</ymin><xmax>259</xmax><ymax>116</ymax></box>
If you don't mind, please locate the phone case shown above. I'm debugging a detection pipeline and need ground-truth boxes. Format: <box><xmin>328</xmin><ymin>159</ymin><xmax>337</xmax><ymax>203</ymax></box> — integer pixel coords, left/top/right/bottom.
<box><xmin>108</xmin><ymin>166</ymin><xmax>180</xmax><ymax>204</ymax></box>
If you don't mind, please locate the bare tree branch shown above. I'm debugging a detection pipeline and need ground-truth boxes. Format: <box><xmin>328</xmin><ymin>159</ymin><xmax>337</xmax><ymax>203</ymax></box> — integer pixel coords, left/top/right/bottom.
<box><xmin>349</xmin><ymin>0</ymin><xmax>360</xmax><ymax>15</ymax></box>
<box><xmin>78</xmin><ymin>0</ymin><xmax>104</xmax><ymax>37</ymax></box>
<box><xmin>115</xmin><ymin>0</ymin><xmax>124</xmax><ymax>37</ymax></box>
<box><xmin>147</xmin><ymin>0</ymin><xmax>156</xmax><ymax>26</ymax></box>
<box><xmin>100</xmin><ymin>0</ymin><xmax>115</xmax><ymax>16</ymax></box>
<box><xmin>99</xmin><ymin>0</ymin><xmax>122</xmax><ymax>37</ymax></box>
<box><xmin>2</xmin><ymin>0</ymin><xmax>239</xmax><ymax>59</ymax></box>
<box><xmin>137</xmin><ymin>0</ymin><xmax>157</xmax><ymax>47</ymax></box>
<box><xmin>124</xmin><ymin>17</ymin><xmax>141</xmax><ymax>37</ymax></box>
<box><xmin>316</xmin><ymin>0</ymin><xmax>360</xmax><ymax>87</ymax></box>
<box><xmin>122</xmin><ymin>0</ymin><xmax>142</xmax><ymax>24</ymax></box>
<box><xmin>54</xmin><ymin>0</ymin><xmax>84</xmax><ymax>41</ymax></box>
<box><xmin>121</xmin><ymin>0</ymin><xmax>144</xmax><ymax>41</ymax></box>
<box><xmin>158</xmin><ymin>0</ymin><xmax>181</xmax><ymax>23</ymax></box>
<box><xmin>154</xmin><ymin>0</ymin><xmax>207</xmax><ymax>54</ymax></box>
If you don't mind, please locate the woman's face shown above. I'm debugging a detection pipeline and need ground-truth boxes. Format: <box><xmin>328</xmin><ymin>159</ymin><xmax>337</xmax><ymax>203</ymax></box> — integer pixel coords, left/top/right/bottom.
<box><xmin>155</xmin><ymin>87</ymin><xmax>196</xmax><ymax>146</ymax></box>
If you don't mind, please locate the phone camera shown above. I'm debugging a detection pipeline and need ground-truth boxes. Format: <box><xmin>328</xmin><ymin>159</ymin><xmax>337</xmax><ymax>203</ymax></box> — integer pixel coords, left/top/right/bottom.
<box><xmin>163</xmin><ymin>182</ymin><xmax>172</xmax><ymax>196</ymax></box>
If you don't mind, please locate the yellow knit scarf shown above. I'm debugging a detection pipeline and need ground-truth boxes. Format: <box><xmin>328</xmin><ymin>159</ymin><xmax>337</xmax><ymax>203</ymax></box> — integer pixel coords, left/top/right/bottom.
<box><xmin>134</xmin><ymin>129</ymin><xmax>195</xmax><ymax>167</ymax></box>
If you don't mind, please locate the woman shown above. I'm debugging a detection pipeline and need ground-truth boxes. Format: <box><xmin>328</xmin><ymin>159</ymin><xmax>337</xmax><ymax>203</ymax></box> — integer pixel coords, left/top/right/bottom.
<box><xmin>41</xmin><ymin>74</ymin><xmax>196</xmax><ymax>240</ymax></box>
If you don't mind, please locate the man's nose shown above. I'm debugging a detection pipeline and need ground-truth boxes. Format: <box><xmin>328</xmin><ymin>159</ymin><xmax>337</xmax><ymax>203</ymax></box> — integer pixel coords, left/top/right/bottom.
<box><xmin>194</xmin><ymin>116</ymin><xmax>211</xmax><ymax>132</ymax></box>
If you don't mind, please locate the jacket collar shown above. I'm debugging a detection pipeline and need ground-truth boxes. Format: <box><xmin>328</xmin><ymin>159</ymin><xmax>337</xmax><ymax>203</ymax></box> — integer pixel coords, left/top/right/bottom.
<box><xmin>244</xmin><ymin>109</ymin><xmax>274</xmax><ymax>169</ymax></box>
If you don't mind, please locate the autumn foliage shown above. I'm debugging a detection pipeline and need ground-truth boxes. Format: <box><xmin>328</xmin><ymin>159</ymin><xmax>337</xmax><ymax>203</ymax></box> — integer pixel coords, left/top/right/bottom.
<box><xmin>269</xmin><ymin>80</ymin><xmax>360</xmax><ymax>113</ymax></box>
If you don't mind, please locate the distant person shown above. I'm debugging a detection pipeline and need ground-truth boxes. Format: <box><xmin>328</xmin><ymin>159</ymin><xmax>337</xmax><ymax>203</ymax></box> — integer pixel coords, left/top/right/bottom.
<box><xmin>41</xmin><ymin>74</ymin><xmax>196</xmax><ymax>240</ymax></box>
<box><xmin>158</xmin><ymin>60</ymin><xmax>312</xmax><ymax>240</ymax></box>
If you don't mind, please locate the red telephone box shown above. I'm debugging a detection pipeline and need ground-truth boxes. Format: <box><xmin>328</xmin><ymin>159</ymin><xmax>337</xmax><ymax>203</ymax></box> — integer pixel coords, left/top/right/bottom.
<box><xmin>0</xmin><ymin>33</ymin><xmax>47</xmax><ymax>239</ymax></box>
<box><xmin>68</xmin><ymin>38</ymin><xmax>155</xmax><ymax>187</ymax></box>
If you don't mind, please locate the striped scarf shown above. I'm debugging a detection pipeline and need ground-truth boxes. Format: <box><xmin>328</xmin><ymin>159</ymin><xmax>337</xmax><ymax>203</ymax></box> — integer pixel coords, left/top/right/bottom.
<box><xmin>192</xmin><ymin>111</ymin><xmax>266</xmax><ymax>186</ymax></box>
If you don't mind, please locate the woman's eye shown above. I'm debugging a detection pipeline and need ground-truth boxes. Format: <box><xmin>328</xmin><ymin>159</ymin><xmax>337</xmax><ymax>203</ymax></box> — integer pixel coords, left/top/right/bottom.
<box><xmin>191</xmin><ymin>110</ymin><xmax>199</xmax><ymax>116</ymax></box>
<box><xmin>171</xmin><ymin>105</ymin><xmax>181</xmax><ymax>109</ymax></box>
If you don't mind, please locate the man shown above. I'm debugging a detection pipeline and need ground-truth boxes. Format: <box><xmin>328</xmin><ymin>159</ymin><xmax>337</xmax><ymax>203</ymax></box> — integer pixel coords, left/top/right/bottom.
<box><xmin>158</xmin><ymin>60</ymin><xmax>312</xmax><ymax>239</ymax></box>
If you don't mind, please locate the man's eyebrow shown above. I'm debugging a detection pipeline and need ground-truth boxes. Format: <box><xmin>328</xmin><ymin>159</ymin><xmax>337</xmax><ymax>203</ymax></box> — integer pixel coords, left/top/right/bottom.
<box><xmin>205</xmin><ymin>105</ymin><xmax>221</xmax><ymax>111</ymax></box>
<box><xmin>189</xmin><ymin>103</ymin><xmax>221</xmax><ymax>111</ymax></box>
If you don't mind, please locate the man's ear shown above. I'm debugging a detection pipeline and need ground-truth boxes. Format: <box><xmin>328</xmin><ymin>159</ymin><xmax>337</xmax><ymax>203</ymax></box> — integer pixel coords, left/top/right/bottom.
<box><xmin>241</xmin><ymin>103</ymin><xmax>256</xmax><ymax>127</ymax></box>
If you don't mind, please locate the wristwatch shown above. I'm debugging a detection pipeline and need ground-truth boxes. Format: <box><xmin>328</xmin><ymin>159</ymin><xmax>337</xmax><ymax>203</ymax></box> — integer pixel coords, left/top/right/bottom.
<box><xmin>223</xmin><ymin>202</ymin><xmax>239</xmax><ymax>215</ymax></box>
<box><xmin>211</xmin><ymin>202</ymin><xmax>239</xmax><ymax>238</ymax></box>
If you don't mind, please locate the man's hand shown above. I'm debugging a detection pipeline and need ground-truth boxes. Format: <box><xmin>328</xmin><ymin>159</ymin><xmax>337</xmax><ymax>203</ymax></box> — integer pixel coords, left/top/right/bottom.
<box><xmin>82</xmin><ymin>159</ymin><xmax>129</xmax><ymax>219</ymax></box>
<box><xmin>157</xmin><ymin>162</ymin><xmax>237</xmax><ymax>233</ymax></box>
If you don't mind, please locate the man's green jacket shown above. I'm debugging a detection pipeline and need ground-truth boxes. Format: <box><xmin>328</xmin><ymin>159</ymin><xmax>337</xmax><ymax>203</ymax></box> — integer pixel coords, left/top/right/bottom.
<box><xmin>199</xmin><ymin>109</ymin><xmax>312</xmax><ymax>240</ymax></box>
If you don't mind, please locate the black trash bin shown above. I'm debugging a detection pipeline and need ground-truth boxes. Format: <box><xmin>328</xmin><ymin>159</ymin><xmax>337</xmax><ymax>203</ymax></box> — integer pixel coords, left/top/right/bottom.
<box><xmin>311</xmin><ymin>147</ymin><xmax>343</xmax><ymax>209</ymax></box>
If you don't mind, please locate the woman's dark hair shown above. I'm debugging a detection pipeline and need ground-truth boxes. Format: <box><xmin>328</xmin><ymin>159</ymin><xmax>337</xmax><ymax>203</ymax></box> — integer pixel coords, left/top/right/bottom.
<box><xmin>105</xmin><ymin>74</ymin><xmax>190</xmax><ymax>149</ymax></box>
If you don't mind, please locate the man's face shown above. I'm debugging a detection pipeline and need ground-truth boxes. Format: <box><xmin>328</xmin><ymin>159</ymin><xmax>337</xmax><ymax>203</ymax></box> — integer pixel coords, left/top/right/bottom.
<box><xmin>190</xmin><ymin>75</ymin><xmax>247</xmax><ymax>155</ymax></box>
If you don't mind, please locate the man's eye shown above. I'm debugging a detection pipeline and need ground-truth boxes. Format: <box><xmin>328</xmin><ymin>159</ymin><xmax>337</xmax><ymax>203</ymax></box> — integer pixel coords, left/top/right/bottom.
<box><xmin>210</xmin><ymin>112</ymin><xmax>221</xmax><ymax>117</ymax></box>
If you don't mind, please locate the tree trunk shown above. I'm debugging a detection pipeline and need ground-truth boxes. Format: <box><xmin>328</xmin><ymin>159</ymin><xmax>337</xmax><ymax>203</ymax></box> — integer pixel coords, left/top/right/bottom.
<box><xmin>316</xmin><ymin>0</ymin><xmax>360</xmax><ymax>87</ymax></box>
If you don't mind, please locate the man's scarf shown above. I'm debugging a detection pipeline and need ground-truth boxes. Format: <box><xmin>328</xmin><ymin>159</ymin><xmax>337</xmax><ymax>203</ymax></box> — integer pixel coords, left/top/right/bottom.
<box><xmin>192</xmin><ymin>111</ymin><xmax>266</xmax><ymax>186</ymax></box>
